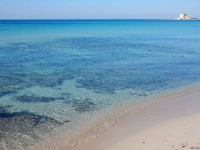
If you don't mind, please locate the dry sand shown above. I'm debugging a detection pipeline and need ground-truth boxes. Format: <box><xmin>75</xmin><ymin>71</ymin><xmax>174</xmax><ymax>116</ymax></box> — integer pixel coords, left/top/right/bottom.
<box><xmin>71</xmin><ymin>91</ymin><xmax>200</xmax><ymax>150</ymax></box>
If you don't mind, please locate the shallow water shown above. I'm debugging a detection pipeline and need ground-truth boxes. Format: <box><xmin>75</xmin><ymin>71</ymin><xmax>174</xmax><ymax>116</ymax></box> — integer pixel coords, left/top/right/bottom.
<box><xmin>0</xmin><ymin>20</ymin><xmax>200</xmax><ymax>149</ymax></box>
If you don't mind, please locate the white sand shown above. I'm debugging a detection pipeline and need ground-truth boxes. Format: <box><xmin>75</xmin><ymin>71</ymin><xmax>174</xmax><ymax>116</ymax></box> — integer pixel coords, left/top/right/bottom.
<box><xmin>71</xmin><ymin>91</ymin><xmax>200</xmax><ymax>150</ymax></box>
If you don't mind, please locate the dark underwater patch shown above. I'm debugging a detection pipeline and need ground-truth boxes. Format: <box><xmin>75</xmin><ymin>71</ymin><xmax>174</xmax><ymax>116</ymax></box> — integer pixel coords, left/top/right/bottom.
<box><xmin>32</xmin><ymin>73</ymin><xmax>74</xmax><ymax>87</ymax></box>
<box><xmin>1</xmin><ymin>38</ymin><xmax>178</xmax><ymax>96</ymax></box>
<box><xmin>60</xmin><ymin>93</ymin><xmax>98</xmax><ymax>113</ymax></box>
<box><xmin>76</xmin><ymin>79</ymin><xmax>116</xmax><ymax>94</ymax></box>
<box><xmin>0</xmin><ymin>105</ymin><xmax>69</xmax><ymax>149</ymax></box>
<box><xmin>130</xmin><ymin>92</ymin><xmax>147</xmax><ymax>97</ymax></box>
<box><xmin>14</xmin><ymin>93</ymin><xmax>98</xmax><ymax>113</ymax></box>
<box><xmin>1</xmin><ymin>37</ymin><xmax>200</xmax><ymax>99</ymax></box>
<box><xmin>0</xmin><ymin>72</ymin><xmax>75</xmax><ymax>103</ymax></box>
<box><xmin>0</xmin><ymin>40</ymin><xmax>77</xmax><ymax>96</ymax></box>
<box><xmin>15</xmin><ymin>95</ymin><xmax>63</xmax><ymax>103</ymax></box>
<box><xmin>0</xmin><ymin>90</ymin><xmax>16</xmax><ymax>98</ymax></box>
<box><xmin>0</xmin><ymin>105</ymin><xmax>13</xmax><ymax>117</ymax></box>
<box><xmin>71</xmin><ymin>98</ymin><xmax>96</xmax><ymax>112</ymax></box>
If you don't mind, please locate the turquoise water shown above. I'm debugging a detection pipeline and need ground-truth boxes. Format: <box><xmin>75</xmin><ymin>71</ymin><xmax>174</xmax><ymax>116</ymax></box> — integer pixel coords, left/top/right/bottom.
<box><xmin>0</xmin><ymin>20</ymin><xmax>200</xmax><ymax>149</ymax></box>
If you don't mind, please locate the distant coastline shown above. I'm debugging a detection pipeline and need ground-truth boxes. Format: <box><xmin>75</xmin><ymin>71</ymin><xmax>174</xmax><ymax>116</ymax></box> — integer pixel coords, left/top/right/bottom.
<box><xmin>175</xmin><ymin>13</ymin><xmax>199</xmax><ymax>20</ymax></box>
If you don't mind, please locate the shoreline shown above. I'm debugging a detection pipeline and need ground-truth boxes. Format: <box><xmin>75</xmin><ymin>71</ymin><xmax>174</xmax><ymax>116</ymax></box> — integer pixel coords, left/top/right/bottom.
<box><xmin>28</xmin><ymin>84</ymin><xmax>200</xmax><ymax>150</ymax></box>
<box><xmin>71</xmin><ymin>90</ymin><xmax>200</xmax><ymax>150</ymax></box>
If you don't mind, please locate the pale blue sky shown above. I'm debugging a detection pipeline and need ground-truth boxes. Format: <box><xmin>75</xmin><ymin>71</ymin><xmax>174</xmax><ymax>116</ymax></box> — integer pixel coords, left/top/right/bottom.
<box><xmin>0</xmin><ymin>0</ymin><xmax>199</xmax><ymax>19</ymax></box>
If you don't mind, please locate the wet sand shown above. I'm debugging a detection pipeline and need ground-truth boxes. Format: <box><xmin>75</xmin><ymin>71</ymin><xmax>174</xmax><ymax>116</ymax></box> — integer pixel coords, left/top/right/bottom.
<box><xmin>71</xmin><ymin>91</ymin><xmax>200</xmax><ymax>150</ymax></box>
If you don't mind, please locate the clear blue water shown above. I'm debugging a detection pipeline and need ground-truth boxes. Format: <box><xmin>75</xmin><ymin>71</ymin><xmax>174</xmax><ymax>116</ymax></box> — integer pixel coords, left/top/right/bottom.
<box><xmin>0</xmin><ymin>20</ymin><xmax>200</xmax><ymax>149</ymax></box>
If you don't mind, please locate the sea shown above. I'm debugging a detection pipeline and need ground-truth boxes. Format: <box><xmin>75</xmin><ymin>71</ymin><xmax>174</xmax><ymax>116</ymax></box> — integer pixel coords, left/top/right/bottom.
<box><xmin>0</xmin><ymin>20</ymin><xmax>200</xmax><ymax>150</ymax></box>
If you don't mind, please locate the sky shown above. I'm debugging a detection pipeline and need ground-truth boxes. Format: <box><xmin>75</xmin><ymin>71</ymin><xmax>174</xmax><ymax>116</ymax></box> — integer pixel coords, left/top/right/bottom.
<box><xmin>0</xmin><ymin>0</ymin><xmax>200</xmax><ymax>19</ymax></box>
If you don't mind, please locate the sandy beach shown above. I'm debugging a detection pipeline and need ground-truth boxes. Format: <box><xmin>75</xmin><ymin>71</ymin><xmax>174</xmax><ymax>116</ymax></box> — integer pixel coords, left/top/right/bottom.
<box><xmin>71</xmin><ymin>91</ymin><xmax>200</xmax><ymax>150</ymax></box>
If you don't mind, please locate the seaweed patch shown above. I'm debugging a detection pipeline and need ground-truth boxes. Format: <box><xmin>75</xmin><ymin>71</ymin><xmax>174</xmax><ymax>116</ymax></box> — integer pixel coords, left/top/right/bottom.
<box><xmin>130</xmin><ymin>92</ymin><xmax>147</xmax><ymax>97</ymax></box>
<box><xmin>15</xmin><ymin>95</ymin><xmax>63</xmax><ymax>103</ymax></box>
<box><xmin>70</xmin><ymin>98</ymin><xmax>97</xmax><ymax>113</ymax></box>
<box><xmin>60</xmin><ymin>93</ymin><xmax>98</xmax><ymax>113</ymax></box>
<box><xmin>0</xmin><ymin>91</ymin><xmax>16</xmax><ymax>98</ymax></box>
<box><xmin>0</xmin><ymin>105</ymin><xmax>69</xmax><ymax>149</ymax></box>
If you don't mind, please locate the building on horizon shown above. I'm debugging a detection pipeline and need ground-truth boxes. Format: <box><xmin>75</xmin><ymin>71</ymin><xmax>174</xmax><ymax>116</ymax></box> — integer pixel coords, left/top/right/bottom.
<box><xmin>175</xmin><ymin>14</ymin><xmax>197</xmax><ymax>20</ymax></box>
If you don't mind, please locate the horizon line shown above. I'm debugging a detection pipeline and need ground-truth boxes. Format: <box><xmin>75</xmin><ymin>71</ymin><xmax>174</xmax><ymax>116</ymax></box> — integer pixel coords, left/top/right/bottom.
<box><xmin>0</xmin><ymin>18</ymin><xmax>191</xmax><ymax>21</ymax></box>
